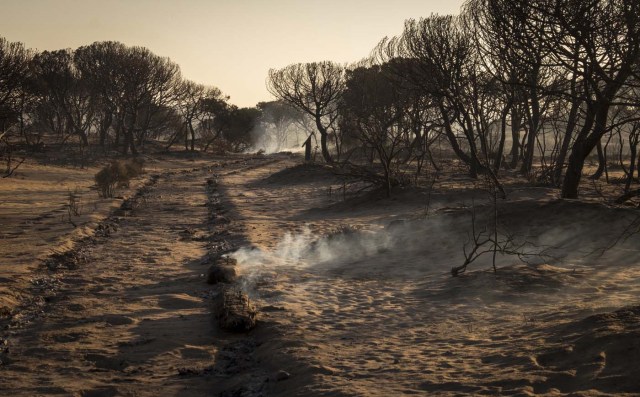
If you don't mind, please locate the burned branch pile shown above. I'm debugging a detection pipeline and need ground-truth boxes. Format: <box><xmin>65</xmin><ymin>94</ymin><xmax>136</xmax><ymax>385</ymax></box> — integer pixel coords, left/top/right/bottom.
<box><xmin>215</xmin><ymin>287</ymin><xmax>257</xmax><ymax>332</ymax></box>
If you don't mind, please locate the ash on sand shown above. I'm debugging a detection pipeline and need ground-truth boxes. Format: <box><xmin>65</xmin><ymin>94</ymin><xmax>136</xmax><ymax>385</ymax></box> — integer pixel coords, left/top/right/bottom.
<box><xmin>44</xmin><ymin>249</ymin><xmax>87</xmax><ymax>271</ymax></box>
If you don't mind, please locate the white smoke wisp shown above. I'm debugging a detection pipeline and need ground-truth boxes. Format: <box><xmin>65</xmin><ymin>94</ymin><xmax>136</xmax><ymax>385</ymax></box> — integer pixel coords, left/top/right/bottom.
<box><xmin>232</xmin><ymin>227</ymin><xmax>315</xmax><ymax>269</ymax></box>
<box><xmin>248</xmin><ymin>122</ymin><xmax>308</xmax><ymax>155</ymax></box>
<box><xmin>230</xmin><ymin>225</ymin><xmax>396</xmax><ymax>296</ymax></box>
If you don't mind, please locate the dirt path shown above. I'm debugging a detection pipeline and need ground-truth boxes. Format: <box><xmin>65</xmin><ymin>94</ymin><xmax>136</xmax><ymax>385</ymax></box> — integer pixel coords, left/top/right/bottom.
<box><xmin>0</xmin><ymin>156</ymin><xmax>279</xmax><ymax>397</ymax></box>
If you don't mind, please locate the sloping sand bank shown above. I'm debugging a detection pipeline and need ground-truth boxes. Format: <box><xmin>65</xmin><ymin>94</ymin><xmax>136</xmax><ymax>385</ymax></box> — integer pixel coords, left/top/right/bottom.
<box><xmin>220</xmin><ymin>158</ymin><xmax>640</xmax><ymax>396</ymax></box>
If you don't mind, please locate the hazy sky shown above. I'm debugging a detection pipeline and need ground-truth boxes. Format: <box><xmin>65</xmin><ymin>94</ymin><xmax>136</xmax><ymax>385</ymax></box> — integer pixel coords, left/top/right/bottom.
<box><xmin>0</xmin><ymin>0</ymin><xmax>465</xmax><ymax>107</ymax></box>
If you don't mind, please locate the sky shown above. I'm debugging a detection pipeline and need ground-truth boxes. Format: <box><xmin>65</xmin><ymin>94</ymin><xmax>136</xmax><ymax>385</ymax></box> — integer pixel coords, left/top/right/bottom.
<box><xmin>0</xmin><ymin>0</ymin><xmax>465</xmax><ymax>107</ymax></box>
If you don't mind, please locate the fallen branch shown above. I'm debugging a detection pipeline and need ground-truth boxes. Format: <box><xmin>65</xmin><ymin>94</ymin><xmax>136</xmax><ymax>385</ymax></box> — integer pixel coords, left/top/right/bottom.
<box><xmin>3</xmin><ymin>157</ymin><xmax>25</xmax><ymax>178</ymax></box>
<box><xmin>615</xmin><ymin>189</ymin><xmax>640</xmax><ymax>204</ymax></box>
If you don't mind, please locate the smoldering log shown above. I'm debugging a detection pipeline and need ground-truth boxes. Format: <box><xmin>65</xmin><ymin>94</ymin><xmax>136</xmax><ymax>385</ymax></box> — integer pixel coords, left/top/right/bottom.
<box><xmin>215</xmin><ymin>287</ymin><xmax>257</xmax><ymax>332</ymax></box>
<box><xmin>206</xmin><ymin>256</ymin><xmax>238</xmax><ymax>284</ymax></box>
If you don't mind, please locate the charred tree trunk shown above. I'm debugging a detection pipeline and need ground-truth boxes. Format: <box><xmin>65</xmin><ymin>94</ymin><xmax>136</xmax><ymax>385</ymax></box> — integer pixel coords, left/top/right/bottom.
<box><xmin>509</xmin><ymin>107</ymin><xmax>520</xmax><ymax>169</ymax></box>
<box><xmin>625</xmin><ymin>142</ymin><xmax>637</xmax><ymax>194</ymax></box>
<box><xmin>591</xmin><ymin>140</ymin><xmax>606</xmax><ymax>180</ymax></box>
<box><xmin>521</xmin><ymin>70</ymin><xmax>542</xmax><ymax>176</ymax></box>
<box><xmin>98</xmin><ymin>112</ymin><xmax>112</xmax><ymax>148</ymax></box>
<box><xmin>315</xmin><ymin>113</ymin><xmax>333</xmax><ymax>163</ymax></box>
<box><xmin>190</xmin><ymin>121</ymin><xmax>196</xmax><ymax>151</ymax></box>
<box><xmin>554</xmin><ymin>102</ymin><xmax>579</xmax><ymax>186</ymax></box>
<box><xmin>494</xmin><ymin>105</ymin><xmax>510</xmax><ymax>174</ymax></box>
<box><xmin>624</xmin><ymin>126</ymin><xmax>639</xmax><ymax>193</ymax></box>
<box><xmin>439</xmin><ymin>104</ymin><xmax>471</xmax><ymax>166</ymax></box>
<box><xmin>561</xmin><ymin>103</ymin><xmax>605</xmax><ymax>199</ymax></box>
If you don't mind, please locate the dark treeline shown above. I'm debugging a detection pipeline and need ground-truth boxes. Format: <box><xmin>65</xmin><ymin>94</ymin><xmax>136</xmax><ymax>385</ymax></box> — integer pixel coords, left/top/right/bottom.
<box><xmin>268</xmin><ymin>0</ymin><xmax>640</xmax><ymax>199</ymax></box>
<box><xmin>0</xmin><ymin>38</ymin><xmax>291</xmax><ymax>162</ymax></box>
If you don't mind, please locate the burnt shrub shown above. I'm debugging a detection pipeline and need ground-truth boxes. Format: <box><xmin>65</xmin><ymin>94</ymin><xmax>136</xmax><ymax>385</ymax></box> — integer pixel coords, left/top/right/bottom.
<box><xmin>95</xmin><ymin>158</ymin><xmax>145</xmax><ymax>198</ymax></box>
<box><xmin>124</xmin><ymin>158</ymin><xmax>145</xmax><ymax>178</ymax></box>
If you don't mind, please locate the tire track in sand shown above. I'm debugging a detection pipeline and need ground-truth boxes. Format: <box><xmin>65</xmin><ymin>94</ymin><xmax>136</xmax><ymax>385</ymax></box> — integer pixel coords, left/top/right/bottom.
<box><xmin>0</xmin><ymin>156</ymin><xmax>279</xmax><ymax>397</ymax></box>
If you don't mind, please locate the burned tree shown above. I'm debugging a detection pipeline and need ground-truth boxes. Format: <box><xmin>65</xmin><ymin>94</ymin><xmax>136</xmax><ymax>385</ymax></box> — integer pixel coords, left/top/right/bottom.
<box><xmin>31</xmin><ymin>49</ymin><xmax>95</xmax><ymax>146</ymax></box>
<box><xmin>521</xmin><ymin>0</ymin><xmax>640</xmax><ymax>198</ymax></box>
<box><xmin>463</xmin><ymin>0</ymin><xmax>553</xmax><ymax>177</ymax></box>
<box><xmin>176</xmin><ymin>81</ymin><xmax>206</xmax><ymax>151</ymax></box>
<box><xmin>0</xmin><ymin>37</ymin><xmax>30</xmax><ymax>131</ymax></box>
<box><xmin>267</xmin><ymin>61</ymin><xmax>345</xmax><ymax>163</ymax></box>
<box><xmin>224</xmin><ymin>107</ymin><xmax>262</xmax><ymax>152</ymax></box>
<box><xmin>73</xmin><ymin>41</ymin><xmax>183</xmax><ymax>154</ymax></box>
<box><xmin>341</xmin><ymin>64</ymin><xmax>414</xmax><ymax>196</ymax></box>
<box><xmin>391</xmin><ymin>16</ymin><xmax>491</xmax><ymax>178</ymax></box>
<box><xmin>0</xmin><ymin>37</ymin><xmax>31</xmax><ymax>175</ymax></box>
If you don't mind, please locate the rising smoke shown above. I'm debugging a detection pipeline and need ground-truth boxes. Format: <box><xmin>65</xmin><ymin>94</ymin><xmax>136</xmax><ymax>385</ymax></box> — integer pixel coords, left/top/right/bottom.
<box><xmin>230</xmin><ymin>225</ymin><xmax>399</xmax><ymax>296</ymax></box>
<box><xmin>232</xmin><ymin>225</ymin><xmax>394</xmax><ymax>269</ymax></box>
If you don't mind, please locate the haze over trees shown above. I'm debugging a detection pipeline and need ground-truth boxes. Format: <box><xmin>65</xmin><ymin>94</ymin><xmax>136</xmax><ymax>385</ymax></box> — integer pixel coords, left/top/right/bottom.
<box><xmin>0</xmin><ymin>38</ymin><xmax>271</xmax><ymax>165</ymax></box>
<box><xmin>267</xmin><ymin>0</ymin><xmax>640</xmax><ymax>200</ymax></box>
<box><xmin>256</xmin><ymin>100</ymin><xmax>305</xmax><ymax>153</ymax></box>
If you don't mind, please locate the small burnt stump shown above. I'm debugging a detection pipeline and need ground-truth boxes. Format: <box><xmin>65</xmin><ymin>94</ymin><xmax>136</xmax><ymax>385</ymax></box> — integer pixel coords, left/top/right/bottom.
<box><xmin>206</xmin><ymin>256</ymin><xmax>238</xmax><ymax>285</ymax></box>
<box><xmin>216</xmin><ymin>287</ymin><xmax>257</xmax><ymax>332</ymax></box>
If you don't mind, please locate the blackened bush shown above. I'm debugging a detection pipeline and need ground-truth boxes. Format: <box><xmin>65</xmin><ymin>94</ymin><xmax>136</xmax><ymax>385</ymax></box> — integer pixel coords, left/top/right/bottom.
<box><xmin>95</xmin><ymin>159</ymin><xmax>145</xmax><ymax>198</ymax></box>
<box><xmin>125</xmin><ymin>158</ymin><xmax>145</xmax><ymax>178</ymax></box>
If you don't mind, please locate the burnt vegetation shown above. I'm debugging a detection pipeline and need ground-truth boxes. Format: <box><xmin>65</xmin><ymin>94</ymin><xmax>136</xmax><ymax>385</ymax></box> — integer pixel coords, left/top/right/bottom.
<box><xmin>0</xmin><ymin>38</ymin><xmax>290</xmax><ymax>170</ymax></box>
<box><xmin>3</xmin><ymin>1</ymin><xmax>639</xmax><ymax>204</ymax></box>
<box><xmin>1</xmin><ymin>2</ymin><xmax>640</xmax><ymax>264</ymax></box>
<box><xmin>0</xmin><ymin>1</ymin><xmax>639</xmax><ymax>202</ymax></box>
<box><xmin>266</xmin><ymin>0</ymin><xmax>640</xmax><ymax>202</ymax></box>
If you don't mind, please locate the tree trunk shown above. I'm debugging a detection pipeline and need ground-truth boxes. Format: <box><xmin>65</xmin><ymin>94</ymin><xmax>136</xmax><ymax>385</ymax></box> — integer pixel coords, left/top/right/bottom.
<box><xmin>591</xmin><ymin>140</ymin><xmax>605</xmax><ymax>180</ymax></box>
<box><xmin>520</xmin><ymin>70</ymin><xmax>541</xmax><ymax>176</ymax></box>
<box><xmin>439</xmin><ymin>104</ymin><xmax>471</xmax><ymax>166</ymax></box>
<box><xmin>184</xmin><ymin>124</ymin><xmax>189</xmax><ymax>151</ymax></box>
<box><xmin>77</xmin><ymin>128</ymin><xmax>89</xmax><ymax>146</ymax></box>
<box><xmin>188</xmin><ymin>120</ymin><xmax>196</xmax><ymax>151</ymax></box>
<box><xmin>494</xmin><ymin>106</ymin><xmax>510</xmax><ymax>173</ymax></box>
<box><xmin>315</xmin><ymin>114</ymin><xmax>332</xmax><ymax>163</ymax></box>
<box><xmin>114</xmin><ymin>116</ymin><xmax>123</xmax><ymax>150</ymax></box>
<box><xmin>520</xmin><ymin>124</ymin><xmax>537</xmax><ymax>175</ymax></box>
<box><xmin>509</xmin><ymin>108</ymin><xmax>520</xmax><ymax>169</ymax></box>
<box><xmin>561</xmin><ymin>102</ymin><xmax>606</xmax><ymax>198</ymax></box>
<box><xmin>561</xmin><ymin>142</ymin><xmax>587</xmax><ymax>199</ymax></box>
<box><xmin>554</xmin><ymin>102</ymin><xmax>579</xmax><ymax>186</ymax></box>
<box><xmin>99</xmin><ymin>112</ymin><xmax>112</xmax><ymax>147</ymax></box>
<box><xmin>625</xmin><ymin>141</ymin><xmax>637</xmax><ymax>193</ymax></box>
<box><xmin>460</xmin><ymin>112</ymin><xmax>483</xmax><ymax>178</ymax></box>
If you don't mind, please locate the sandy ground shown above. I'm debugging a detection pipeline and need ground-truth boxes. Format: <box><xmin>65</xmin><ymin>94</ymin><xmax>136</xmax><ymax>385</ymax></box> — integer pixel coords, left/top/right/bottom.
<box><xmin>0</xmin><ymin>155</ymin><xmax>227</xmax><ymax>315</ymax></box>
<box><xmin>0</xmin><ymin>154</ymin><xmax>278</xmax><ymax>396</ymax></box>
<box><xmin>0</xmin><ymin>160</ymin><xmax>122</xmax><ymax>314</ymax></box>
<box><xmin>2</xmin><ymin>153</ymin><xmax>640</xmax><ymax>396</ymax></box>
<box><xmin>218</xmin><ymin>158</ymin><xmax>640</xmax><ymax>396</ymax></box>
